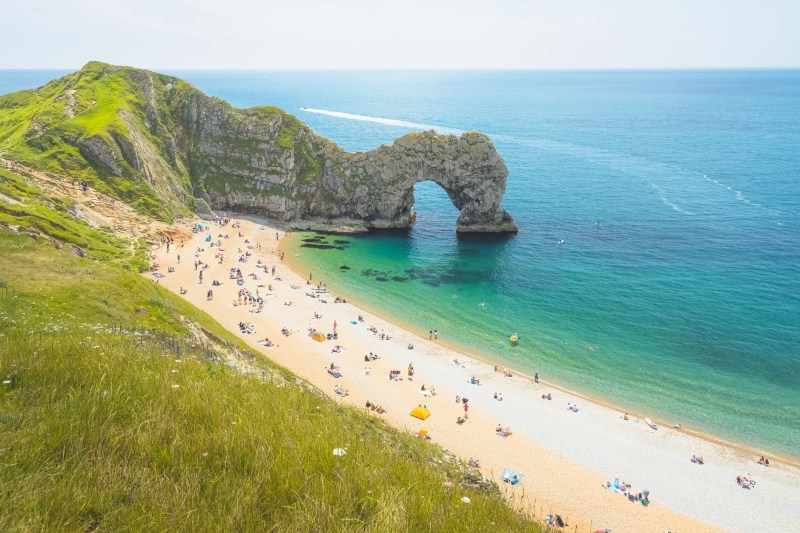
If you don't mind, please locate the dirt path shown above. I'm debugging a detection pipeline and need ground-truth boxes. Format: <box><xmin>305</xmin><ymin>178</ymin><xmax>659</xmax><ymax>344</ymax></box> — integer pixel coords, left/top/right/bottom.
<box><xmin>0</xmin><ymin>158</ymin><xmax>190</xmax><ymax>247</ymax></box>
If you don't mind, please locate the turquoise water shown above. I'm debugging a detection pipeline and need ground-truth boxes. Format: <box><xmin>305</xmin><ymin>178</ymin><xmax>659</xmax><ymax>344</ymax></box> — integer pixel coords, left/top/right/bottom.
<box><xmin>3</xmin><ymin>70</ymin><xmax>799</xmax><ymax>457</ymax></box>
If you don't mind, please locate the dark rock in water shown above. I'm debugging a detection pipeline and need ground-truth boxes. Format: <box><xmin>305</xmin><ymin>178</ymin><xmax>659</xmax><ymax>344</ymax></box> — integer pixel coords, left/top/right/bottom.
<box><xmin>301</xmin><ymin>243</ymin><xmax>337</xmax><ymax>250</ymax></box>
<box><xmin>391</xmin><ymin>276</ymin><xmax>409</xmax><ymax>282</ymax></box>
<box><xmin>333</xmin><ymin>239</ymin><xmax>350</xmax><ymax>245</ymax></box>
<box><xmin>375</xmin><ymin>277</ymin><xmax>389</xmax><ymax>282</ymax></box>
<box><xmin>339</xmin><ymin>265</ymin><xmax>351</xmax><ymax>270</ymax></box>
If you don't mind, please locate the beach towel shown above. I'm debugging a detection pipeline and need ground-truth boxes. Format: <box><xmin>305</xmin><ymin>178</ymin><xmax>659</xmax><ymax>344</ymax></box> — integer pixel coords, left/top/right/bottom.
<box><xmin>501</xmin><ymin>469</ymin><xmax>524</xmax><ymax>485</ymax></box>
<box><xmin>350</xmin><ymin>320</ymin><xmax>358</xmax><ymax>325</ymax></box>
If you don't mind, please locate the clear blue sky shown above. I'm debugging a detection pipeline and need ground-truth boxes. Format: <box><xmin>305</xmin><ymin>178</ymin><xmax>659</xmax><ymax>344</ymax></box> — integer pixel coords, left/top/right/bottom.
<box><xmin>3</xmin><ymin>0</ymin><xmax>799</xmax><ymax>69</ymax></box>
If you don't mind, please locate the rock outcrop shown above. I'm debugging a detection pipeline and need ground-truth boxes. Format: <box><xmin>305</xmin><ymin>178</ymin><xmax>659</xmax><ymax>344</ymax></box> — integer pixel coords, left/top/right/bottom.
<box><xmin>1</xmin><ymin>62</ymin><xmax>517</xmax><ymax>233</ymax></box>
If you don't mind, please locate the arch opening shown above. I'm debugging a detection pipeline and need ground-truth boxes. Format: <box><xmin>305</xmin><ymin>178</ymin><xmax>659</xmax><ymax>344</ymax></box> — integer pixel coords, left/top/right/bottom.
<box><xmin>410</xmin><ymin>180</ymin><xmax>461</xmax><ymax>236</ymax></box>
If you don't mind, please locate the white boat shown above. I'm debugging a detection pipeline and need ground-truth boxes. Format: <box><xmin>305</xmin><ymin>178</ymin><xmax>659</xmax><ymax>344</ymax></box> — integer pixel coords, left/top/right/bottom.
<box><xmin>645</xmin><ymin>417</ymin><xmax>658</xmax><ymax>430</ymax></box>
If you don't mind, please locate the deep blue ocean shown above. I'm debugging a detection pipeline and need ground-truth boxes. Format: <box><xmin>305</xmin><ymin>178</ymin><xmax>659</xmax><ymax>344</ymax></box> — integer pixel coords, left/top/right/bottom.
<box><xmin>3</xmin><ymin>69</ymin><xmax>799</xmax><ymax>457</ymax></box>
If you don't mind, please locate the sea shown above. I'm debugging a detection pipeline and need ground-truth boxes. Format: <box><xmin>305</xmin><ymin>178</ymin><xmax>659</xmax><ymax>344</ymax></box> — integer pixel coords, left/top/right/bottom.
<box><xmin>3</xmin><ymin>69</ymin><xmax>799</xmax><ymax>458</ymax></box>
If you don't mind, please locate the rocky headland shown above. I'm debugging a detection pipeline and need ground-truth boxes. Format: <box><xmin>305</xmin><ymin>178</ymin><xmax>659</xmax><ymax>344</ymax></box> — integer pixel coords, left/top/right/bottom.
<box><xmin>0</xmin><ymin>61</ymin><xmax>516</xmax><ymax>233</ymax></box>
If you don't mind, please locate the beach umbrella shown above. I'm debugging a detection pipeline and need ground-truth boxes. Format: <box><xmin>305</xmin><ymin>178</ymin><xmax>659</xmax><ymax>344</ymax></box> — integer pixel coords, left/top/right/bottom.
<box><xmin>310</xmin><ymin>331</ymin><xmax>326</xmax><ymax>342</ymax></box>
<box><xmin>410</xmin><ymin>406</ymin><xmax>431</xmax><ymax>420</ymax></box>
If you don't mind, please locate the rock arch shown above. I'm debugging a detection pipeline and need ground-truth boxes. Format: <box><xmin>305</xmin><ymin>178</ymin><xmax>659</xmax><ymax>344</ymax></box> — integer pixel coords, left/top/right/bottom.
<box><xmin>300</xmin><ymin>130</ymin><xmax>518</xmax><ymax>233</ymax></box>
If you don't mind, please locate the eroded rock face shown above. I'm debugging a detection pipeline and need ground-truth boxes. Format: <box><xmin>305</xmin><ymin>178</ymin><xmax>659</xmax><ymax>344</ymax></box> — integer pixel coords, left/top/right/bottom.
<box><xmin>2</xmin><ymin>62</ymin><xmax>516</xmax><ymax>233</ymax></box>
<box><xmin>176</xmin><ymin>93</ymin><xmax>517</xmax><ymax>233</ymax></box>
<box><xmin>78</xmin><ymin>135</ymin><xmax>121</xmax><ymax>176</ymax></box>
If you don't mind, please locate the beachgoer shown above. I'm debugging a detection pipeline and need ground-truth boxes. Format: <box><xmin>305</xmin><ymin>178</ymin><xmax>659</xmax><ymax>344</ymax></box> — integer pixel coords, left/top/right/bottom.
<box><xmin>534</xmin><ymin>372</ymin><xmax>539</xmax><ymax>383</ymax></box>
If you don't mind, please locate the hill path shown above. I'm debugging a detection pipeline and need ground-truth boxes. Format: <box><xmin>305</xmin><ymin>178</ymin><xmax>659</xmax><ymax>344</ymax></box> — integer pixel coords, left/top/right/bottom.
<box><xmin>0</xmin><ymin>158</ymin><xmax>190</xmax><ymax>248</ymax></box>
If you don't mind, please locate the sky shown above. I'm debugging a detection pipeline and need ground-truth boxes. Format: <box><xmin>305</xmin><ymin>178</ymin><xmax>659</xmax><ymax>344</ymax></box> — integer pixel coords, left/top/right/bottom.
<box><xmin>2</xmin><ymin>0</ymin><xmax>799</xmax><ymax>69</ymax></box>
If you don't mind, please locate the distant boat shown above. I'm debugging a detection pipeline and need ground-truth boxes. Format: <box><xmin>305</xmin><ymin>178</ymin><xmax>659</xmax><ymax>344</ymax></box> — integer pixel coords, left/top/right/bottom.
<box><xmin>645</xmin><ymin>417</ymin><xmax>658</xmax><ymax>430</ymax></box>
<box><xmin>509</xmin><ymin>333</ymin><xmax>519</xmax><ymax>344</ymax></box>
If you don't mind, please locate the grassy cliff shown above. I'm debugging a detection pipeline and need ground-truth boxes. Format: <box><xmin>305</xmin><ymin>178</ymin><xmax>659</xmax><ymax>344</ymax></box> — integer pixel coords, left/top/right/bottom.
<box><xmin>0</xmin><ymin>62</ymin><xmax>190</xmax><ymax>221</ymax></box>
<box><xmin>0</xmin><ymin>62</ymin><xmax>319</xmax><ymax>224</ymax></box>
<box><xmin>0</xmin><ymin>168</ymin><xmax>538</xmax><ymax>530</ymax></box>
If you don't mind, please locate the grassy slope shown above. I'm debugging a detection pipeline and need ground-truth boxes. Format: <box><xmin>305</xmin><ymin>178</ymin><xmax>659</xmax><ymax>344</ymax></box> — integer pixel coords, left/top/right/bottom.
<box><xmin>0</xmin><ymin>229</ymin><xmax>538</xmax><ymax>530</ymax></box>
<box><xmin>0</xmin><ymin>62</ymin><xmax>192</xmax><ymax>222</ymax></box>
<box><xmin>0</xmin><ymin>167</ymin><xmax>148</xmax><ymax>271</ymax></box>
<box><xmin>1</xmin><ymin>62</ymin><xmax>332</xmax><ymax>222</ymax></box>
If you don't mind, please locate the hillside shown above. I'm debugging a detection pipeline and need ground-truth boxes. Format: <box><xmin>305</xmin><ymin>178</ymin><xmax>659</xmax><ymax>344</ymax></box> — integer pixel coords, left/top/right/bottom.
<box><xmin>0</xmin><ymin>62</ymin><xmax>516</xmax><ymax>232</ymax></box>
<box><xmin>0</xmin><ymin>167</ymin><xmax>537</xmax><ymax>531</ymax></box>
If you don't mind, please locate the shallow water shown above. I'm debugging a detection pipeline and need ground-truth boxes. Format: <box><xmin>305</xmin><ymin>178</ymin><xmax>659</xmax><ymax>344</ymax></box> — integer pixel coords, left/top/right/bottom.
<box><xmin>3</xmin><ymin>69</ymin><xmax>798</xmax><ymax>456</ymax></box>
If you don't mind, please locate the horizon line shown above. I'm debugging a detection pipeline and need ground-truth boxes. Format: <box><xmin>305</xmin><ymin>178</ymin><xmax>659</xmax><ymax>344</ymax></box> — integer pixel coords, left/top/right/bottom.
<box><xmin>2</xmin><ymin>66</ymin><xmax>800</xmax><ymax>72</ymax></box>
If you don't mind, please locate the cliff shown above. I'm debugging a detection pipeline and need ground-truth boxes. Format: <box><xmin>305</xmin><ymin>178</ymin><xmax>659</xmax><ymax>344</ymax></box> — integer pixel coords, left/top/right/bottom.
<box><xmin>0</xmin><ymin>62</ymin><xmax>516</xmax><ymax>232</ymax></box>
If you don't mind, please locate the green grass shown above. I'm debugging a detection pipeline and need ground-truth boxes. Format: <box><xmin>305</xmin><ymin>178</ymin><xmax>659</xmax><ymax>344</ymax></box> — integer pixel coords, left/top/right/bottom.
<box><xmin>0</xmin><ymin>63</ymin><xmax>193</xmax><ymax>223</ymax></box>
<box><xmin>0</xmin><ymin>231</ymin><xmax>539</xmax><ymax>532</ymax></box>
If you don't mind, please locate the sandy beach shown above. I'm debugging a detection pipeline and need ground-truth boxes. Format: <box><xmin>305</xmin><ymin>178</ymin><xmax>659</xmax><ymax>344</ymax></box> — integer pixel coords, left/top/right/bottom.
<box><xmin>148</xmin><ymin>217</ymin><xmax>800</xmax><ymax>533</ymax></box>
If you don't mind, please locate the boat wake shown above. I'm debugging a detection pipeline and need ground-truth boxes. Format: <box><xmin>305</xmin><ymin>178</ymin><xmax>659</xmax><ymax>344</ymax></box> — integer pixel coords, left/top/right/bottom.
<box><xmin>650</xmin><ymin>183</ymin><xmax>694</xmax><ymax>215</ymax></box>
<box><xmin>299</xmin><ymin>108</ymin><xmax>462</xmax><ymax>135</ymax></box>
<box><xmin>300</xmin><ymin>108</ymin><xmax>780</xmax><ymax>220</ymax></box>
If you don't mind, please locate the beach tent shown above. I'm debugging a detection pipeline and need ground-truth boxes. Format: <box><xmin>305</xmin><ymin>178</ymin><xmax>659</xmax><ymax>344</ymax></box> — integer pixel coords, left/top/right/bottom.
<box><xmin>310</xmin><ymin>331</ymin><xmax>326</xmax><ymax>342</ymax></box>
<box><xmin>410</xmin><ymin>406</ymin><xmax>431</xmax><ymax>420</ymax></box>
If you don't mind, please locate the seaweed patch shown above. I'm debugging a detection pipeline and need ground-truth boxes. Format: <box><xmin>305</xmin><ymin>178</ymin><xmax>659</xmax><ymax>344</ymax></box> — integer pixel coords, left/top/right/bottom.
<box><xmin>301</xmin><ymin>243</ymin><xmax>339</xmax><ymax>250</ymax></box>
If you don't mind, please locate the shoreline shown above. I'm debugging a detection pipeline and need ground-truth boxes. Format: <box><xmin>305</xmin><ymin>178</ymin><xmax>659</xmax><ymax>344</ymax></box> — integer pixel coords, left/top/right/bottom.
<box><xmin>279</xmin><ymin>231</ymin><xmax>800</xmax><ymax>470</ymax></box>
<box><xmin>150</xmin><ymin>217</ymin><xmax>800</xmax><ymax>533</ymax></box>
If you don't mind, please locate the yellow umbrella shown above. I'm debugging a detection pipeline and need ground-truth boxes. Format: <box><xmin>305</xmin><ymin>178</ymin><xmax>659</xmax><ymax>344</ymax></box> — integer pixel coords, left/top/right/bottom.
<box><xmin>410</xmin><ymin>406</ymin><xmax>431</xmax><ymax>420</ymax></box>
<box><xmin>310</xmin><ymin>331</ymin><xmax>326</xmax><ymax>342</ymax></box>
